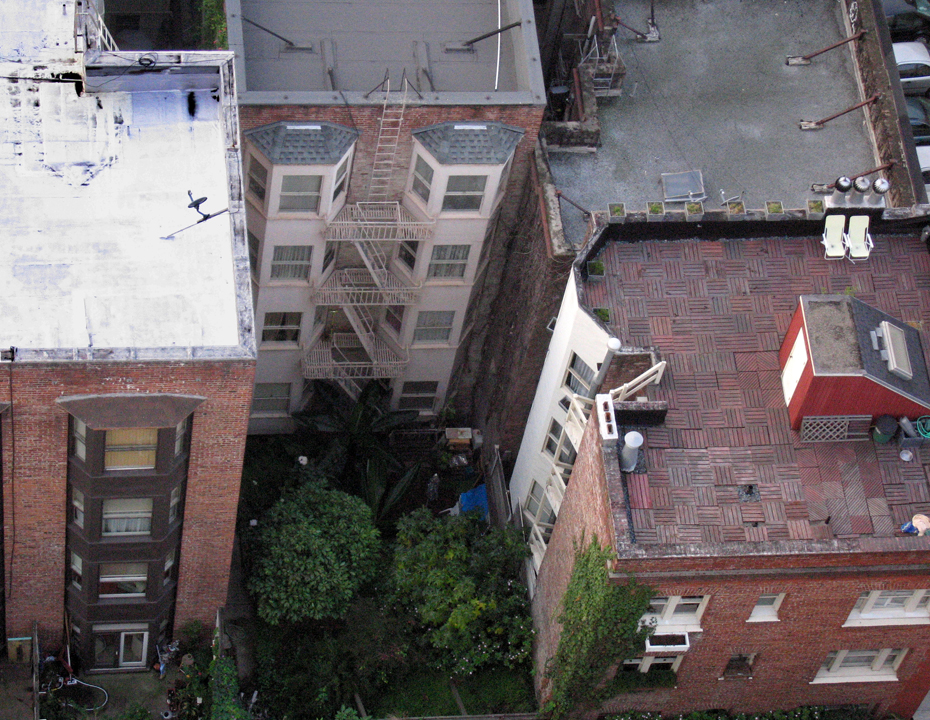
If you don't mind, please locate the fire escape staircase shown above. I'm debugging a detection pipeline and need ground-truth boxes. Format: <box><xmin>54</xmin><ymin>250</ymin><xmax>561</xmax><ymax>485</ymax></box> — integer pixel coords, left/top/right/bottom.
<box><xmin>577</xmin><ymin>34</ymin><xmax>623</xmax><ymax>97</ymax></box>
<box><xmin>306</xmin><ymin>77</ymin><xmax>427</xmax><ymax>396</ymax></box>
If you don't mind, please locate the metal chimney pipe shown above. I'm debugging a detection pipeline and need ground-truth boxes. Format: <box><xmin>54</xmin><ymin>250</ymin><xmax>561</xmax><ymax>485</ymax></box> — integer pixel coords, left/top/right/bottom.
<box><xmin>586</xmin><ymin>337</ymin><xmax>622</xmax><ymax>399</ymax></box>
<box><xmin>620</xmin><ymin>431</ymin><xmax>644</xmax><ymax>472</ymax></box>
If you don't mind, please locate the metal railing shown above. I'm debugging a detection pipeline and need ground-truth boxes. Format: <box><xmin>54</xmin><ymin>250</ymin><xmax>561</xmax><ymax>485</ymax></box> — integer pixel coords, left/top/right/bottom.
<box><xmin>75</xmin><ymin>0</ymin><xmax>119</xmax><ymax>54</ymax></box>
<box><xmin>301</xmin><ymin>333</ymin><xmax>408</xmax><ymax>379</ymax></box>
<box><xmin>313</xmin><ymin>268</ymin><xmax>421</xmax><ymax>305</ymax></box>
<box><xmin>325</xmin><ymin>202</ymin><xmax>434</xmax><ymax>241</ymax></box>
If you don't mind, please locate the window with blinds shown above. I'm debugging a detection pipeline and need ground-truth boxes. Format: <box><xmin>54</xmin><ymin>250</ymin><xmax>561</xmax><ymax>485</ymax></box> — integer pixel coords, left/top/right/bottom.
<box><xmin>104</xmin><ymin>428</ymin><xmax>158</xmax><ymax>470</ymax></box>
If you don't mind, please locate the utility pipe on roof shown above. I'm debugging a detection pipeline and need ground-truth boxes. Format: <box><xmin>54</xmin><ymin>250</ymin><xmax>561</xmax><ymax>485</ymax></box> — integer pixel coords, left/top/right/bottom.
<box><xmin>495</xmin><ymin>0</ymin><xmax>501</xmax><ymax>91</ymax></box>
<box><xmin>586</xmin><ymin>337</ymin><xmax>622</xmax><ymax>399</ymax></box>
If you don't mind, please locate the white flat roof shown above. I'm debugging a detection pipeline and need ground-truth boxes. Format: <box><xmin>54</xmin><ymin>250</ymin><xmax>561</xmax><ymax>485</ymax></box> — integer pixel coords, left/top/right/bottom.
<box><xmin>0</xmin><ymin>6</ymin><xmax>252</xmax><ymax>358</ymax></box>
<box><xmin>0</xmin><ymin>79</ymin><xmax>242</xmax><ymax>352</ymax></box>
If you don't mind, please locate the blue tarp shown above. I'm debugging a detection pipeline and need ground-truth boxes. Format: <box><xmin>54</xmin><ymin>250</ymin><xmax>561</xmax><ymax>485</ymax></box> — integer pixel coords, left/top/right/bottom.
<box><xmin>459</xmin><ymin>484</ymin><xmax>488</xmax><ymax>519</ymax></box>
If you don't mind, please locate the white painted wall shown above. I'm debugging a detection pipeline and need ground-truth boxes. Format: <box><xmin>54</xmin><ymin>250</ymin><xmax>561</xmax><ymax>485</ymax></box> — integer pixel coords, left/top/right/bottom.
<box><xmin>509</xmin><ymin>271</ymin><xmax>611</xmax><ymax>513</ymax></box>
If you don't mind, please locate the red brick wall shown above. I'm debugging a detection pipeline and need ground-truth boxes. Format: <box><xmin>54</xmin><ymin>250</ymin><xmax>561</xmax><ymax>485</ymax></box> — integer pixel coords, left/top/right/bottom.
<box><xmin>598</xmin><ymin>571</ymin><xmax>930</xmax><ymax>718</ymax></box>
<box><xmin>531</xmin><ymin>412</ymin><xmax>618</xmax><ymax>699</ymax></box>
<box><xmin>0</xmin><ymin>359</ymin><xmax>254</xmax><ymax>647</ymax></box>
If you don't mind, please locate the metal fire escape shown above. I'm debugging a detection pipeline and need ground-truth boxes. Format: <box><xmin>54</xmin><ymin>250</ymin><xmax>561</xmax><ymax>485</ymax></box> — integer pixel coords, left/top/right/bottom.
<box><xmin>302</xmin><ymin>75</ymin><xmax>434</xmax><ymax>398</ymax></box>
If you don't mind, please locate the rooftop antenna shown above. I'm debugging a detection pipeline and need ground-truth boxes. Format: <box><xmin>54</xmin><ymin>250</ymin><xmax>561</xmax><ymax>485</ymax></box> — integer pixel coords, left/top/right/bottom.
<box><xmin>161</xmin><ymin>191</ymin><xmax>230</xmax><ymax>239</ymax></box>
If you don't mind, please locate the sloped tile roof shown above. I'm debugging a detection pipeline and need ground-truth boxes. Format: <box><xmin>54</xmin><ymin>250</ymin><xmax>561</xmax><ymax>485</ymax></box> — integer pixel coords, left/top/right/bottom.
<box><xmin>413</xmin><ymin>122</ymin><xmax>523</xmax><ymax>164</ymax></box>
<box><xmin>246</xmin><ymin>121</ymin><xmax>358</xmax><ymax>165</ymax></box>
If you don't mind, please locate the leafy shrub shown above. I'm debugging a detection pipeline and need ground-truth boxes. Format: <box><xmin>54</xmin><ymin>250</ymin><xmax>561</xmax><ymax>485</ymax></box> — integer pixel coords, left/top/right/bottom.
<box><xmin>392</xmin><ymin>508</ymin><xmax>533</xmax><ymax>675</ymax></box>
<box><xmin>209</xmin><ymin>656</ymin><xmax>247</xmax><ymax>720</ymax></box>
<box><xmin>248</xmin><ymin>479</ymin><xmax>380</xmax><ymax>624</ymax></box>
<box><xmin>113</xmin><ymin>704</ymin><xmax>153</xmax><ymax>720</ymax></box>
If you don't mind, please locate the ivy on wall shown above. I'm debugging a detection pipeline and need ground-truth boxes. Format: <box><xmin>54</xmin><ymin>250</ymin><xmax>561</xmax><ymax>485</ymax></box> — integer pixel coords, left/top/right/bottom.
<box><xmin>545</xmin><ymin>536</ymin><xmax>656</xmax><ymax>719</ymax></box>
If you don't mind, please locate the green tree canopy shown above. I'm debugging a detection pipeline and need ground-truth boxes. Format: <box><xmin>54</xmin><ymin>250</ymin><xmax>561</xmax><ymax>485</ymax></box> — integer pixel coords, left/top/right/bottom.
<box><xmin>249</xmin><ymin>478</ymin><xmax>380</xmax><ymax>625</ymax></box>
<box><xmin>391</xmin><ymin>509</ymin><xmax>532</xmax><ymax>675</ymax></box>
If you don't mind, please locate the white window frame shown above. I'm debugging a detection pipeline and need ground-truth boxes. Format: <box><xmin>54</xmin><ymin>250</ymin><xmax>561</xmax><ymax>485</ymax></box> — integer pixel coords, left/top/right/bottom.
<box><xmin>641</xmin><ymin>595</ymin><xmax>710</xmax><ymax>633</ymax></box>
<box><xmin>411</xmin><ymin>154</ymin><xmax>434</xmax><ymax>204</ymax></box>
<box><xmin>398</xmin><ymin>381</ymin><xmax>439</xmax><ymax>411</ymax></box>
<box><xmin>261</xmin><ymin>312</ymin><xmax>302</xmax><ymax>344</ymax></box>
<box><xmin>169</xmin><ymin>484</ymin><xmax>183</xmax><ymax>524</ymax></box>
<box><xmin>844</xmin><ymin>590</ymin><xmax>930</xmax><ymax>627</ymax></box>
<box><xmin>92</xmin><ymin>623</ymin><xmax>150</xmax><ymax>669</ymax></box>
<box><xmin>622</xmin><ymin>655</ymin><xmax>684</xmax><ymax>673</ymax></box>
<box><xmin>98</xmin><ymin>563</ymin><xmax>149</xmax><ymax>599</ymax></box>
<box><xmin>278</xmin><ymin>174</ymin><xmax>323</xmax><ymax>213</ymax></box>
<box><xmin>427</xmin><ymin>244</ymin><xmax>471</xmax><ymax>280</ymax></box>
<box><xmin>747</xmin><ymin>593</ymin><xmax>786</xmax><ymax>623</ymax></box>
<box><xmin>73</xmin><ymin>418</ymin><xmax>87</xmax><ymax>461</ymax></box>
<box><xmin>384</xmin><ymin>305</ymin><xmax>405</xmax><ymax>335</ymax></box>
<box><xmin>71</xmin><ymin>551</ymin><xmax>83</xmax><ymax>590</ymax></box>
<box><xmin>442</xmin><ymin>174</ymin><xmax>487</xmax><ymax>212</ymax></box>
<box><xmin>543</xmin><ymin>418</ymin><xmax>577</xmax><ymax>467</ymax></box>
<box><xmin>398</xmin><ymin>240</ymin><xmax>419</xmax><ymax>272</ymax></box>
<box><xmin>102</xmin><ymin>498</ymin><xmax>154</xmax><ymax>537</ymax></box>
<box><xmin>252</xmin><ymin>383</ymin><xmax>292</xmax><ymax>415</ymax></box>
<box><xmin>333</xmin><ymin>153</ymin><xmax>351</xmax><ymax>202</ymax></box>
<box><xmin>174</xmin><ymin>417</ymin><xmax>188</xmax><ymax>457</ymax></box>
<box><xmin>247</xmin><ymin>230</ymin><xmax>260</xmax><ymax>278</ymax></box>
<box><xmin>564</xmin><ymin>352</ymin><xmax>596</xmax><ymax>395</ymax></box>
<box><xmin>524</xmin><ymin>479</ymin><xmax>558</xmax><ymax>569</ymax></box>
<box><xmin>72</xmin><ymin>487</ymin><xmax>85</xmax><ymax>529</ymax></box>
<box><xmin>247</xmin><ymin>155</ymin><xmax>268</xmax><ymax>205</ymax></box>
<box><xmin>164</xmin><ymin>549</ymin><xmax>177</xmax><ymax>586</ymax></box>
<box><xmin>811</xmin><ymin>648</ymin><xmax>907</xmax><ymax>684</ymax></box>
<box><xmin>270</xmin><ymin>245</ymin><xmax>313</xmax><ymax>281</ymax></box>
<box><xmin>413</xmin><ymin>311</ymin><xmax>455</xmax><ymax>345</ymax></box>
<box><xmin>646</xmin><ymin>632</ymin><xmax>690</xmax><ymax>653</ymax></box>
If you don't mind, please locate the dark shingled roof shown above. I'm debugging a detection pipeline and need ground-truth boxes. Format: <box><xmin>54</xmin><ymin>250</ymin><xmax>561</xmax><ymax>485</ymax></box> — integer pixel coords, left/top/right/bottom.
<box><xmin>412</xmin><ymin>122</ymin><xmax>524</xmax><ymax>165</ymax></box>
<box><xmin>246</xmin><ymin>121</ymin><xmax>358</xmax><ymax>165</ymax></box>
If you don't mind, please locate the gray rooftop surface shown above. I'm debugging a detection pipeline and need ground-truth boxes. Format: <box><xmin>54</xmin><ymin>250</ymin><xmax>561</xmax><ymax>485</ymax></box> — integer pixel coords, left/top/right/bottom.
<box><xmin>246</xmin><ymin>121</ymin><xmax>359</xmax><ymax>164</ymax></box>
<box><xmin>549</xmin><ymin>0</ymin><xmax>877</xmax><ymax>246</ymax></box>
<box><xmin>413</xmin><ymin>122</ymin><xmax>525</xmax><ymax>164</ymax></box>
<box><xmin>230</xmin><ymin>0</ymin><xmax>539</xmax><ymax>98</ymax></box>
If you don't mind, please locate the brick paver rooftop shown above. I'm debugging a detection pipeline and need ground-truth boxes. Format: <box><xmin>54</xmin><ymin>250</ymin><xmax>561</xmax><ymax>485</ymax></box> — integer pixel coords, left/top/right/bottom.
<box><xmin>583</xmin><ymin>233</ymin><xmax>930</xmax><ymax>545</ymax></box>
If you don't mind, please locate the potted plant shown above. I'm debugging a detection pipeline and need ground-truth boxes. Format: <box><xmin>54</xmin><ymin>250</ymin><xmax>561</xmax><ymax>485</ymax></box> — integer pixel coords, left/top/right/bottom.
<box><xmin>765</xmin><ymin>201</ymin><xmax>785</xmax><ymax>220</ymax></box>
<box><xmin>593</xmin><ymin>307</ymin><xmax>610</xmax><ymax>323</ymax></box>
<box><xmin>685</xmin><ymin>201</ymin><xmax>704</xmax><ymax>221</ymax></box>
<box><xmin>727</xmin><ymin>200</ymin><xmax>746</xmax><ymax>219</ymax></box>
<box><xmin>647</xmin><ymin>201</ymin><xmax>665</xmax><ymax>221</ymax></box>
<box><xmin>587</xmin><ymin>259</ymin><xmax>605</xmax><ymax>279</ymax></box>
<box><xmin>607</xmin><ymin>203</ymin><xmax>626</xmax><ymax>223</ymax></box>
<box><xmin>807</xmin><ymin>199</ymin><xmax>825</xmax><ymax>220</ymax></box>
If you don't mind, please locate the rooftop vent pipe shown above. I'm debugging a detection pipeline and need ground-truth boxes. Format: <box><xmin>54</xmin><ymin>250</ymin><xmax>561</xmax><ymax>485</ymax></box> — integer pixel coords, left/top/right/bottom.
<box><xmin>620</xmin><ymin>431</ymin><xmax>643</xmax><ymax>472</ymax></box>
<box><xmin>830</xmin><ymin>176</ymin><xmax>852</xmax><ymax>205</ymax></box>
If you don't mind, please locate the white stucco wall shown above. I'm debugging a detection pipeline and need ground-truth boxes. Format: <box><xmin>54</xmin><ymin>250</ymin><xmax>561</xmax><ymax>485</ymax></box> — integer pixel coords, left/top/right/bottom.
<box><xmin>509</xmin><ymin>270</ymin><xmax>610</xmax><ymax>513</ymax></box>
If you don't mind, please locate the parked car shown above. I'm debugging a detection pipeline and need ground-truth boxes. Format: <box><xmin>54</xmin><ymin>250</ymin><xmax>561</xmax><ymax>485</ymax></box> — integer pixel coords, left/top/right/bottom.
<box><xmin>884</xmin><ymin>0</ymin><xmax>930</xmax><ymax>42</ymax></box>
<box><xmin>907</xmin><ymin>96</ymin><xmax>930</xmax><ymax>144</ymax></box>
<box><xmin>895</xmin><ymin>41</ymin><xmax>930</xmax><ymax>94</ymax></box>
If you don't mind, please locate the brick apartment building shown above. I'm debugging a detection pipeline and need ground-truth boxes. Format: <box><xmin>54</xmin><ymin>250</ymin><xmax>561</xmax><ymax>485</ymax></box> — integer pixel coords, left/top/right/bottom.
<box><xmin>224</xmin><ymin>0</ymin><xmax>546</xmax><ymax>432</ymax></box>
<box><xmin>0</xmin><ymin>2</ymin><xmax>255</xmax><ymax>671</ymax></box>
<box><xmin>515</xmin><ymin>228</ymin><xmax>930</xmax><ymax>718</ymax></box>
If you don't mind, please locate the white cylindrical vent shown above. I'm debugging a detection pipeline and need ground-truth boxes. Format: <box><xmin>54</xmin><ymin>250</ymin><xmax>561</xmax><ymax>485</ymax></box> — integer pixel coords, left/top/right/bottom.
<box><xmin>873</xmin><ymin>178</ymin><xmax>890</xmax><ymax>195</ymax></box>
<box><xmin>853</xmin><ymin>176</ymin><xmax>870</xmax><ymax>193</ymax></box>
<box><xmin>835</xmin><ymin>176</ymin><xmax>853</xmax><ymax>192</ymax></box>
<box><xmin>620</xmin><ymin>431</ymin><xmax>643</xmax><ymax>472</ymax></box>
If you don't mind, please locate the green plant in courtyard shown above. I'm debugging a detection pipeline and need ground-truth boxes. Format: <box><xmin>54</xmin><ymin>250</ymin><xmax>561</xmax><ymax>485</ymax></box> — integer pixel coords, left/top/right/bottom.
<box><xmin>392</xmin><ymin>509</ymin><xmax>533</xmax><ymax>675</ymax></box>
<box><xmin>112</xmin><ymin>704</ymin><xmax>153</xmax><ymax>720</ymax></box>
<box><xmin>249</xmin><ymin>477</ymin><xmax>380</xmax><ymax>624</ymax></box>
<box><xmin>295</xmin><ymin>381</ymin><xmax>421</xmax><ymax>524</ymax></box>
<box><xmin>545</xmin><ymin>537</ymin><xmax>654</xmax><ymax>719</ymax></box>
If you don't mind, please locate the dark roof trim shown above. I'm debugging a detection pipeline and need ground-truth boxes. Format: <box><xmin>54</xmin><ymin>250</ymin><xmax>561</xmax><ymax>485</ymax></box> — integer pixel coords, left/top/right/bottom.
<box><xmin>56</xmin><ymin>394</ymin><xmax>206</xmax><ymax>429</ymax></box>
<box><xmin>245</xmin><ymin>121</ymin><xmax>358</xmax><ymax>165</ymax></box>
<box><xmin>412</xmin><ymin>121</ymin><xmax>524</xmax><ymax>165</ymax></box>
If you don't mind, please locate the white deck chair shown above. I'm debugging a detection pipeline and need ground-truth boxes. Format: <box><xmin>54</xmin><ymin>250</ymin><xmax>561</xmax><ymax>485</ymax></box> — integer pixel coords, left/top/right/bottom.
<box><xmin>845</xmin><ymin>215</ymin><xmax>873</xmax><ymax>262</ymax></box>
<box><xmin>821</xmin><ymin>214</ymin><xmax>846</xmax><ymax>259</ymax></box>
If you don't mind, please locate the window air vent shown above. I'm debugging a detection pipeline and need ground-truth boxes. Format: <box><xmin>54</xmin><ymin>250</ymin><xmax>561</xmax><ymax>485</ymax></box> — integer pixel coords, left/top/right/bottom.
<box><xmin>879</xmin><ymin>321</ymin><xmax>913</xmax><ymax>380</ymax></box>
